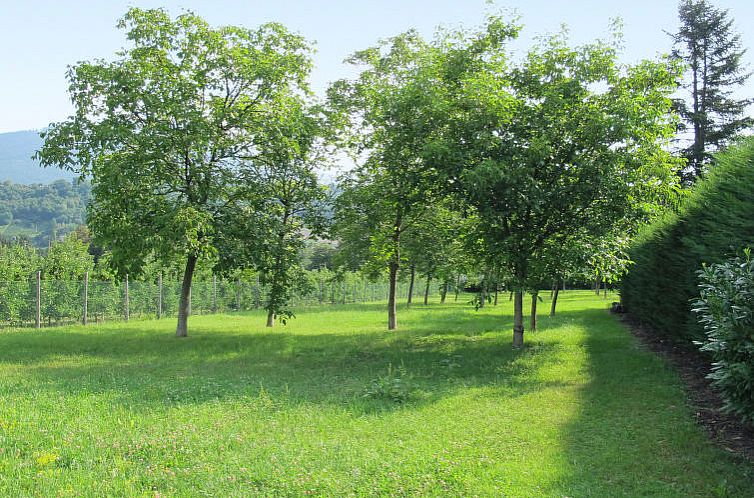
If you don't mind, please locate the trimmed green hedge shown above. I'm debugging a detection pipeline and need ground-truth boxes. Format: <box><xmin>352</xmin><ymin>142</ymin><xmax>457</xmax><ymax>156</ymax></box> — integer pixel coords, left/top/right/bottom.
<box><xmin>621</xmin><ymin>137</ymin><xmax>754</xmax><ymax>341</ymax></box>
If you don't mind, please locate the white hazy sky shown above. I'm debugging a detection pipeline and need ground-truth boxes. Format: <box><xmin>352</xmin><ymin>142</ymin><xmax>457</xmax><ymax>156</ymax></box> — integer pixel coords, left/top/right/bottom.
<box><xmin>1</xmin><ymin>0</ymin><xmax>753</xmax><ymax>133</ymax></box>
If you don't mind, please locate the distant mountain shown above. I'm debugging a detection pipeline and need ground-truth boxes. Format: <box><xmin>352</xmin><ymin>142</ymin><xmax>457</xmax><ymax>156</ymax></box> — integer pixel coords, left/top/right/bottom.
<box><xmin>0</xmin><ymin>130</ymin><xmax>78</xmax><ymax>184</ymax></box>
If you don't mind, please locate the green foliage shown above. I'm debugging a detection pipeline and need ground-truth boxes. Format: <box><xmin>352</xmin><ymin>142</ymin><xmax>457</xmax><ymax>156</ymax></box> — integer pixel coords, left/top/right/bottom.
<box><xmin>622</xmin><ymin>137</ymin><xmax>754</xmax><ymax>341</ymax></box>
<box><xmin>671</xmin><ymin>0</ymin><xmax>753</xmax><ymax>181</ymax></box>
<box><xmin>693</xmin><ymin>249</ymin><xmax>754</xmax><ymax>423</ymax></box>
<box><xmin>0</xmin><ymin>180</ymin><xmax>90</xmax><ymax>247</ymax></box>
<box><xmin>301</xmin><ymin>240</ymin><xmax>337</xmax><ymax>270</ymax></box>
<box><xmin>457</xmin><ymin>27</ymin><xmax>680</xmax><ymax>284</ymax></box>
<box><xmin>362</xmin><ymin>363</ymin><xmax>413</xmax><ymax>403</ymax></box>
<box><xmin>36</xmin><ymin>8</ymin><xmax>321</xmax><ymax>335</ymax></box>
<box><xmin>329</xmin><ymin>27</ymin><xmax>465</xmax><ymax>327</ymax></box>
<box><xmin>425</xmin><ymin>17</ymin><xmax>681</xmax><ymax>344</ymax></box>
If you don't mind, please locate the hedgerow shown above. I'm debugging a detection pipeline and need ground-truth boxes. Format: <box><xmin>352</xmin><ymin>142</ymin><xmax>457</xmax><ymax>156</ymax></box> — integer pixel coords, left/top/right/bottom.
<box><xmin>621</xmin><ymin>137</ymin><xmax>754</xmax><ymax>341</ymax></box>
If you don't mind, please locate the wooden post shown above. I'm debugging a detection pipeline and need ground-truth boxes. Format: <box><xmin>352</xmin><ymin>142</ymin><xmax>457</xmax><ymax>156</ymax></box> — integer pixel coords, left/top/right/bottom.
<box><xmin>124</xmin><ymin>273</ymin><xmax>130</xmax><ymax>321</ymax></box>
<box><xmin>235</xmin><ymin>278</ymin><xmax>241</xmax><ymax>311</ymax></box>
<box><xmin>212</xmin><ymin>274</ymin><xmax>217</xmax><ymax>313</ymax></box>
<box><xmin>157</xmin><ymin>273</ymin><xmax>163</xmax><ymax>319</ymax></box>
<box><xmin>83</xmin><ymin>271</ymin><xmax>89</xmax><ymax>325</ymax></box>
<box><xmin>35</xmin><ymin>271</ymin><xmax>41</xmax><ymax>329</ymax></box>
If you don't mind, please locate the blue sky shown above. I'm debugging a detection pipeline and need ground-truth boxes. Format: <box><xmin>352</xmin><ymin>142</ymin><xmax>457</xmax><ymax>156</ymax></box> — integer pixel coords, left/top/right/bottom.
<box><xmin>1</xmin><ymin>0</ymin><xmax>752</xmax><ymax>133</ymax></box>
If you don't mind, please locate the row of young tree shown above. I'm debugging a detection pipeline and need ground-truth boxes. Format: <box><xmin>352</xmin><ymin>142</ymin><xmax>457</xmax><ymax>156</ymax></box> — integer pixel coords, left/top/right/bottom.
<box><xmin>329</xmin><ymin>18</ymin><xmax>681</xmax><ymax>346</ymax></box>
<box><xmin>34</xmin><ymin>2</ymin><xmax>750</xmax><ymax>344</ymax></box>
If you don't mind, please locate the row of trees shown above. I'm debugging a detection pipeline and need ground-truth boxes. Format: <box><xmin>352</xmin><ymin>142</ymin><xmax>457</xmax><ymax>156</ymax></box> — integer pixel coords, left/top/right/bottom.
<box><xmin>35</xmin><ymin>2</ymin><xmax>750</xmax><ymax>344</ymax></box>
<box><xmin>329</xmin><ymin>18</ymin><xmax>680</xmax><ymax>345</ymax></box>
<box><xmin>0</xmin><ymin>232</ymin><xmax>447</xmax><ymax>327</ymax></box>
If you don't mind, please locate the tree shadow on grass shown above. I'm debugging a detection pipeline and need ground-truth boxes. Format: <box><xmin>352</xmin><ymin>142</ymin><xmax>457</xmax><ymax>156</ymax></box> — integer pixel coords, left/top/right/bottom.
<box><xmin>0</xmin><ymin>303</ymin><xmax>581</xmax><ymax>415</ymax></box>
<box><xmin>545</xmin><ymin>309</ymin><xmax>754</xmax><ymax>497</ymax></box>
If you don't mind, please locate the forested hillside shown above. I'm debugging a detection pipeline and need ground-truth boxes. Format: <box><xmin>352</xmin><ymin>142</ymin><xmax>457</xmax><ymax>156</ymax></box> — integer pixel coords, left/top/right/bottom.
<box><xmin>0</xmin><ymin>131</ymin><xmax>78</xmax><ymax>184</ymax></box>
<box><xmin>0</xmin><ymin>180</ymin><xmax>89</xmax><ymax>247</ymax></box>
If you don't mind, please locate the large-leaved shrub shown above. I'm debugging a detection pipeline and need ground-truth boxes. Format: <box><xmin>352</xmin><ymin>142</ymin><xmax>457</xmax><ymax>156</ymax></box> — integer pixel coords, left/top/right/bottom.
<box><xmin>693</xmin><ymin>250</ymin><xmax>754</xmax><ymax>423</ymax></box>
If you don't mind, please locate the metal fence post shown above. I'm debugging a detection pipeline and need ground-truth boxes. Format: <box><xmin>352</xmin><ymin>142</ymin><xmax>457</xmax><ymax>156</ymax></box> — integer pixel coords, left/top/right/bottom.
<box><xmin>83</xmin><ymin>271</ymin><xmax>89</xmax><ymax>325</ymax></box>
<box><xmin>157</xmin><ymin>273</ymin><xmax>163</xmax><ymax>319</ymax></box>
<box><xmin>254</xmin><ymin>274</ymin><xmax>261</xmax><ymax>309</ymax></box>
<box><xmin>124</xmin><ymin>273</ymin><xmax>130</xmax><ymax>321</ymax></box>
<box><xmin>35</xmin><ymin>271</ymin><xmax>41</xmax><ymax>329</ymax></box>
<box><xmin>212</xmin><ymin>274</ymin><xmax>217</xmax><ymax>313</ymax></box>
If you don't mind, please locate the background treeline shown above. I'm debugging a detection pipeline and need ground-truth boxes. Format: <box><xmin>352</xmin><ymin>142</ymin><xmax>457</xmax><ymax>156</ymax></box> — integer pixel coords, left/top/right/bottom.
<box><xmin>0</xmin><ymin>179</ymin><xmax>89</xmax><ymax>247</ymax></box>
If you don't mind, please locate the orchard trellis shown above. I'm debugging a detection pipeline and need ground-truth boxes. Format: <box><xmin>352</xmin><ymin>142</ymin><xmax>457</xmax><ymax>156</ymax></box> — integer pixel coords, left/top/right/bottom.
<box><xmin>0</xmin><ymin>271</ymin><xmax>438</xmax><ymax>329</ymax></box>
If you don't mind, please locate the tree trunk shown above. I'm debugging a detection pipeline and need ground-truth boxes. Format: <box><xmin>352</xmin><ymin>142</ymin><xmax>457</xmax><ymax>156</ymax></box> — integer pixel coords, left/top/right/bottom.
<box><xmin>423</xmin><ymin>274</ymin><xmax>431</xmax><ymax>305</ymax></box>
<box><xmin>530</xmin><ymin>292</ymin><xmax>538</xmax><ymax>332</ymax></box>
<box><xmin>388</xmin><ymin>260</ymin><xmax>398</xmax><ymax>330</ymax></box>
<box><xmin>176</xmin><ymin>254</ymin><xmax>197</xmax><ymax>338</ymax></box>
<box><xmin>266</xmin><ymin>309</ymin><xmax>275</xmax><ymax>328</ymax></box>
<box><xmin>494</xmin><ymin>286</ymin><xmax>499</xmax><ymax>306</ymax></box>
<box><xmin>454</xmin><ymin>274</ymin><xmax>461</xmax><ymax>301</ymax></box>
<box><xmin>513</xmin><ymin>291</ymin><xmax>524</xmax><ymax>348</ymax></box>
<box><xmin>387</xmin><ymin>210</ymin><xmax>402</xmax><ymax>330</ymax></box>
<box><xmin>595</xmin><ymin>276</ymin><xmax>600</xmax><ymax>295</ymax></box>
<box><xmin>440</xmin><ymin>281</ymin><xmax>448</xmax><ymax>304</ymax></box>
<box><xmin>407</xmin><ymin>265</ymin><xmax>415</xmax><ymax>307</ymax></box>
<box><xmin>550</xmin><ymin>283</ymin><xmax>560</xmax><ymax>317</ymax></box>
<box><xmin>603</xmin><ymin>281</ymin><xmax>608</xmax><ymax>299</ymax></box>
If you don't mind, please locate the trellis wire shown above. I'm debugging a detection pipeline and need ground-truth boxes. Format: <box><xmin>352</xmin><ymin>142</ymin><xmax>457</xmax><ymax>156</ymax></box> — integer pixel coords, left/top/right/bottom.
<box><xmin>0</xmin><ymin>275</ymin><xmax>440</xmax><ymax>329</ymax></box>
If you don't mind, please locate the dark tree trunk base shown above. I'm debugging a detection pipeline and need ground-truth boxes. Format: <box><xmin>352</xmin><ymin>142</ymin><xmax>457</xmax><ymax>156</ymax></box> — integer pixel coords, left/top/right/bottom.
<box><xmin>513</xmin><ymin>291</ymin><xmax>524</xmax><ymax>348</ymax></box>
<box><xmin>388</xmin><ymin>261</ymin><xmax>398</xmax><ymax>330</ymax></box>
<box><xmin>175</xmin><ymin>254</ymin><xmax>197</xmax><ymax>338</ymax></box>
<box><xmin>550</xmin><ymin>285</ymin><xmax>560</xmax><ymax>317</ymax></box>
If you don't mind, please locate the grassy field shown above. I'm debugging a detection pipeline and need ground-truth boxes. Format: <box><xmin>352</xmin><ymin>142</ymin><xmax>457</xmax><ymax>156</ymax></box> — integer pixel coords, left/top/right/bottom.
<box><xmin>0</xmin><ymin>291</ymin><xmax>751</xmax><ymax>497</ymax></box>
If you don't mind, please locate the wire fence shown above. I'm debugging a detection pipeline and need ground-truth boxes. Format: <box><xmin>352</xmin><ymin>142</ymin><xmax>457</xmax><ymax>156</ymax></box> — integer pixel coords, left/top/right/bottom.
<box><xmin>0</xmin><ymin>273</ymin><xmax>442</xmax><ymax>329</ymax></box>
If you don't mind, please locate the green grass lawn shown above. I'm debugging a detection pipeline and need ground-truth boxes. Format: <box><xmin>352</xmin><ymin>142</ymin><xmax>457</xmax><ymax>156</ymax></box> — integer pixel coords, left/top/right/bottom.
<box><xmin>0</xmin><ymin>291</ymin><xmax>751</xmax><ymax>497</ymax></box>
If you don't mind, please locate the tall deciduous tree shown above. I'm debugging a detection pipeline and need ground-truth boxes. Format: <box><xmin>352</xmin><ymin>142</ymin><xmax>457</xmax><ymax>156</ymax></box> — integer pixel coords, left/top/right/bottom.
<box><xmin>36</xmin><ymin>8</ymin><xmax>313</xmax><ymax>337</ymax></box>
<box><xmin>255</xmin><ymin>101</ymin><xmax>329</xmax><ymax>327</ymax></box>
<box><xmin>445</xmin><ymin>22</ymin><xmax>681</xmax><ymax>347</ymax></box>
<box><xmin>328</xmin><ymin>31</ymin><xmax>450</xmax><ymax>330</ymax></box>
<box><xmin>671</xmin><ymin>0</ymin><xmax>752</xmax><ymax>181</ymax></box>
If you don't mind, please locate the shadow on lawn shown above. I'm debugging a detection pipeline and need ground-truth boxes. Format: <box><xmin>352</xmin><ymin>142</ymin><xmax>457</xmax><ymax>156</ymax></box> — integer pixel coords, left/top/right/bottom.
<box><xmin>0</xmin><ymin>302</ymin><xmax>588</xmax><ymax>415</ymax></box>
<box><xmin>546</xmin><ymin>308</ymin><xmax>754</xmax><ymax>497</ymax></box>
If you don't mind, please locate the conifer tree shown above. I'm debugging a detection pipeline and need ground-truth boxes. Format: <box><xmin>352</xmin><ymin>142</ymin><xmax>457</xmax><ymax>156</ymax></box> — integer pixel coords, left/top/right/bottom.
<box><xmin>671</xmin><ymin>0</ymin><xmax>752</xmax><ymax>182</ymax></box>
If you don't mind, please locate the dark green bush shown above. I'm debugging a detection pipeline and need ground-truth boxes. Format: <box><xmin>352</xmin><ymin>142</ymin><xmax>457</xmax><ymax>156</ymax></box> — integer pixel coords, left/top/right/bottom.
<box><xmin>693</xmin><ymin>250</ymin><xmax>754</xmax><ymax>423</ymax></box>
<box><xmin>621</xmin><ymin>137</ymin><xmax>754</xmax><ymax>341</ymax></box>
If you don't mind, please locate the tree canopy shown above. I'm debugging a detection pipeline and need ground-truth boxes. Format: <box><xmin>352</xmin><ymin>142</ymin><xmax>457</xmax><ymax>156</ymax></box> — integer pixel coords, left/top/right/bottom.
<box><xmin>37</xmin><ymin>8</ymin><xmax>319</xmax><ymax>336</ymax></box>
